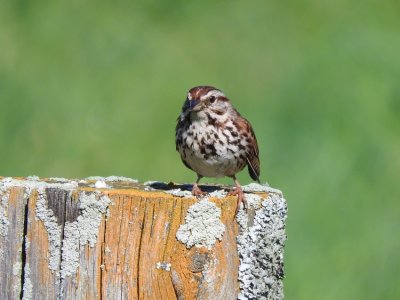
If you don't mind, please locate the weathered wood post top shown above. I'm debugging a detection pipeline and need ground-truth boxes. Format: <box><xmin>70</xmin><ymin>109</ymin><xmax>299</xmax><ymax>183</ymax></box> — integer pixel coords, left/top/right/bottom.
<box><xmin>0</xmin><ymin>176</ymin><xmax>287</xmax><ymax>300</ymax></box>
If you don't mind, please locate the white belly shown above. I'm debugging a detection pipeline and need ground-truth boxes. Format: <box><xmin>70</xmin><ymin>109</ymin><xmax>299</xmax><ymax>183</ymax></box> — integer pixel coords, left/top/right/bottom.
<box><xmin>179</xmin><ymin>120</ymin><xmax>247</xmax><ymax>178</ymax></box>
<box><xmin>183</xmin><ymin>148</ymin><xmax>240</xmax><ymax>177</ymax></box>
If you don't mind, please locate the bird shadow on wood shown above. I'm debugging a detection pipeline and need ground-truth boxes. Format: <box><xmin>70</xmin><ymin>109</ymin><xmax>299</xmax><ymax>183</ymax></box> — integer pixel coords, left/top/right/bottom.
<box><xmin>148</xmin><ymin>182</ymin><xmax>227</xmax><ymax>193</ymax></box>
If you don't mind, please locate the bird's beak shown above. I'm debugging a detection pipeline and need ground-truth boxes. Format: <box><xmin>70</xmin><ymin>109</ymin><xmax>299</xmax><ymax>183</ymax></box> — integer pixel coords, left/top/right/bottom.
<box><xmin>183</xmin><ymin>98</ymin><xmax>201</xmax><ymax>112</ymax></box>
<box><xmin>189</xmin><ymin>99</ymin><xmax>200</xmax><ymax>110</ymax></box>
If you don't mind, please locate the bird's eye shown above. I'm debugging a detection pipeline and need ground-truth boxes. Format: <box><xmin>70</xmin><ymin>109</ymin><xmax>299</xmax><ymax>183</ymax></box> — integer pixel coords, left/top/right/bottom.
<box><xmin>209</xmin><ymin>96</ymin><xmax>216</xmax><ymax>103</ymax></box>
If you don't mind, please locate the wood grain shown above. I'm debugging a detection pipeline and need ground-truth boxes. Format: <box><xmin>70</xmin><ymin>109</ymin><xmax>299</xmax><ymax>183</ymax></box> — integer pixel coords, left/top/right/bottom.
<box><xmin>0</xmin><ymin>187</ymin><xmax>26</xmax><ymax>299</ymax></box>
<box><xmin>0</xmin><ymin>178</ymin><xmax>286</xmax><ymax>300</ymax></box>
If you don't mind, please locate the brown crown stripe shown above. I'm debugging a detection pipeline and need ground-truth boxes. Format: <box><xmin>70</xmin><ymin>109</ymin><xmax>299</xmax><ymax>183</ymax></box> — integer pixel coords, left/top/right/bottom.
<box><xmin>189</xmin><ymin>86</ymin><xmax>221</xmax><ymax>99</ymax></box>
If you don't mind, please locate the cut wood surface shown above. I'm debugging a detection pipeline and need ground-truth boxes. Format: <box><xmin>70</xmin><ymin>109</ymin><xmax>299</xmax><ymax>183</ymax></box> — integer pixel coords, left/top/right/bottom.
<box><xmin>0</xmin><ymin>176</ymin><xmax>287</xmax><ymax>300</ymax></box>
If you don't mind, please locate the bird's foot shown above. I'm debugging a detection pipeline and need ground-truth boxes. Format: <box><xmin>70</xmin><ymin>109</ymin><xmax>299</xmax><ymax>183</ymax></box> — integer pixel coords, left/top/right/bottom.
<box><xmin>192</xmin><ymin>184</ymin><xmax>207</xmax><ymax>198</ymax></box>
<box><xmin>228</xmin><ymin>186</ymin><xmax>247</xmax><ymax>215</ymax></box>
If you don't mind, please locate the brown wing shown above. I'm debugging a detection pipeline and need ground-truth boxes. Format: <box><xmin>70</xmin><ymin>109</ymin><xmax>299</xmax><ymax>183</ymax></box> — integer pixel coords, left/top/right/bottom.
<box><xmin>233</xmin><ymin>115</ymin><xmax>260</xmax><ymax>182</ymax></box>
<box><xmin>246</xmin><ymin>124</ymin><xmax>260</xmax><ymax>182</ymax></box>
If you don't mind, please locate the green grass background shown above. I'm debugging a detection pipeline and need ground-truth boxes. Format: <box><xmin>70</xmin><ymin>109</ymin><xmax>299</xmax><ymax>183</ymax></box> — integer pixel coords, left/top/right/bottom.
<box><xmin>1</xmin><ymin>1</ymin><xmax>399</xmax><ymax>298</ymax></box>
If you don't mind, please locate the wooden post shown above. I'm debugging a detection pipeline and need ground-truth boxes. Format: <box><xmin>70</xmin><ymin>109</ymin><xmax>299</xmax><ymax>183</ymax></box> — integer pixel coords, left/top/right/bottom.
<box><xmin>0</xmin><ymin>176</ymin><xmax>287</xmax><ymax>300</ymax></box>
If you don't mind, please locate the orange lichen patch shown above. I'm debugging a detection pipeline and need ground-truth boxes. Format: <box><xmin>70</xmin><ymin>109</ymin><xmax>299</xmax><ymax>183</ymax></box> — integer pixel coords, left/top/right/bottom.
<box><xmin>98</xmin><ymin>191</ymin><xmax>243</xmax><ymax>299</ymax></box>
<box><xmin>105</xmin><ymin>188</ymin><xmax>184</xmax><ymax>200</ymax></box>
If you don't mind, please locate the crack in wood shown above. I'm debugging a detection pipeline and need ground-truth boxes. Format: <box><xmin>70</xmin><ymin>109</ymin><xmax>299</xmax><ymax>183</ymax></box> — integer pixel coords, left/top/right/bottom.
<box><xmin>149</xmin><ymin>202</ymin><xmax>155</xmax><ymax>238</ymax></box>
<box><xmin>100</xmin><ymin>209</ymin><xmax>107</xmax><ymax>300</ymax></box>
<box><xmin>161</xmin><ymin>198</ymin><xmax>176</xmax><ymax>261</ymax></box>
<box><xmin>19</xmin><ymin>196</ymin><xmax>29</xmax><ymax>300</ymax></box>
<box><xmin>57</xmin><ymin>190</ymin><xmax>69</xmax><ymax>295</ymax></box>
<box><xmin>116</xmin><ymin>196</ymin><xmax>124</xmax><ymax>270</ymax></box>
<box><xmin>136</xmin><ymin>197</ymin><xmax>145</xmax><ymax>299</ymax></box>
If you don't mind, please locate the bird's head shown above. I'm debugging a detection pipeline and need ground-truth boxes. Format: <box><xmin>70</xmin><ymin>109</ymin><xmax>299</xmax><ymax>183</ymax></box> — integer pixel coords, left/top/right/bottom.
<box><xmin>180</xmin><ymin>86</ymin><xmax>233</xmax><ymax>120</ymax></box>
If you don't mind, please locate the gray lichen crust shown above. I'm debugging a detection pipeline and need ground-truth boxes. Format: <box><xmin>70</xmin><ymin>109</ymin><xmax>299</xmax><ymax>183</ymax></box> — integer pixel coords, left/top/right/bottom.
<box><xmin>36</xmin><ymin>189</ymin><xmax>112</xmax><ymax>278</ymax></box>
<box><xmin>172</xmin><ymin>183</ymin><xmax>287</xmax><ymax>299</ymax></box>
<box><xmin>237</xmin><ymin>190</ymin><xmax>287</xmax><ymax>300</ymax></box>
<box><xmin>35</xmin><ymin>187</ymin><xmax>63</xmax><ymax>272</ymax></box>
<box><xmin>156</xmin><ymin>262</ymin><xmax>172</xmax><ymax>271</ymax></box>
<box><xmin>60</xmin><ymin>192</ymin><xmax>111</xmax><ymax>278</ymax></box>
<box><xmin>0</xmin><ymin>176</ymin><xmax>112</xmax><ymax>278</ymax></box>
<box><xmin>0</xmin><ymin>179</ymin><xmax>11</xmax><ymax>239</ymax></box>
<box><xmin>176</xmin><ymin>199</ymin><xmax>225</xmax><ymax>249</ymax></box>
<box><xmin>85</xmin><ymin>175</ymin><xmax>139</xmax><ymax>183</ymax></box>
<box><xmin>22</xmin><ymin>263</ymin><xmax>33</xmax><ymax>300</ymax></box>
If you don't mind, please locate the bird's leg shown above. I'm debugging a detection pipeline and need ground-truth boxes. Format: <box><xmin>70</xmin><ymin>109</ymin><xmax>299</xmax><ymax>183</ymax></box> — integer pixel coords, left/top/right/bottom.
<box><xmin>228</xmin><ymin>176</ymin><xmax>246</xmax><ymax>214</ymax></box>
<box><xmin>192</xmin><ymin>174</ymin><xmax>207</xmax><ymax>197</ymax></box>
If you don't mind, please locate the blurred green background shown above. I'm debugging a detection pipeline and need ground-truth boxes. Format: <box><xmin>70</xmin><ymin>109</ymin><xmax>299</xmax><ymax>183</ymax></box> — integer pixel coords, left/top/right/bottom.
<box><xmin>1</xmin><ymin>0</ymin><xmax>399</xmax><ymax>299</ymax></box>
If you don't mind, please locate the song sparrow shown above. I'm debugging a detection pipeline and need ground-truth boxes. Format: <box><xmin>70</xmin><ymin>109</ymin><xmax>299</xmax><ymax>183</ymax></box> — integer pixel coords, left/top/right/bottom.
<box><xmin>175</xmin><ymin>86</ymin><xmax>260</xmax><ymax>213</ymax></box>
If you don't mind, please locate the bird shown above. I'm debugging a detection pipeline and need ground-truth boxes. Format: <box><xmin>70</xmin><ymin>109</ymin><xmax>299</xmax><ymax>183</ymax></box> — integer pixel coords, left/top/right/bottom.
<box><xmin>175</xmin><ymin>86</ymin><xmax>260</xmax><ymax>213</ymax></box>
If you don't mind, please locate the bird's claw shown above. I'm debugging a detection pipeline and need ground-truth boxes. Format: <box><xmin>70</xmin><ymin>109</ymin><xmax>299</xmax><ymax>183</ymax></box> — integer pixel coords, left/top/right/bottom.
<box><xmin>192</xmin><ymin>185</ymin><xmax>207</xmax><ymax>198</ymax></box>
<box><xmin>228</xmin><ymin>186</ymin><xmax>247</xmax><ymax>216</ymax></box>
